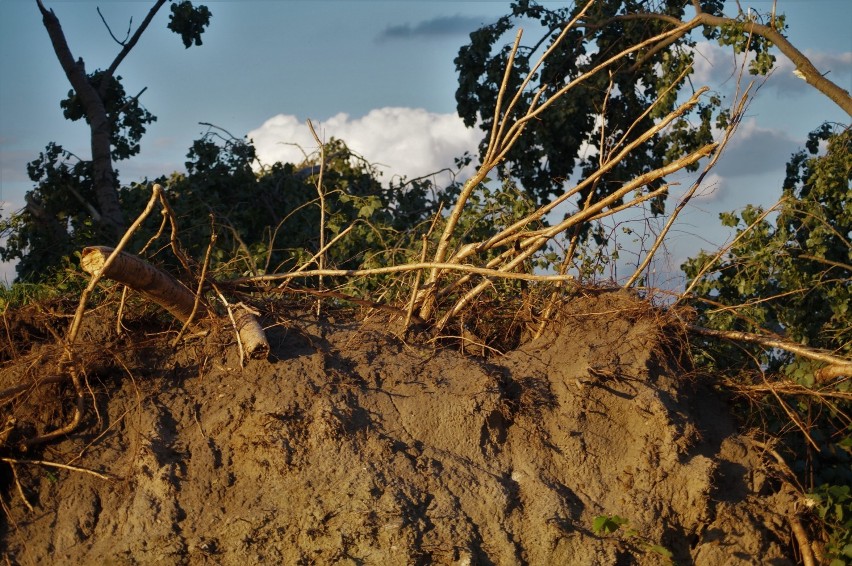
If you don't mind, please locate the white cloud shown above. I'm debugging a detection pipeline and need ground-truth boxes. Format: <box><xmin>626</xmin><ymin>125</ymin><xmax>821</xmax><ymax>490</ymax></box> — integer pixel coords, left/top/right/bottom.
<box><xmin>247</xmin><ymin>107</ymin><xmax>482</xmax><ymax>185</ymax></box>
<box><xmin>690</xmin><ymin>41</ymin><xmax>740</xmax><ymax>88</ymax></box>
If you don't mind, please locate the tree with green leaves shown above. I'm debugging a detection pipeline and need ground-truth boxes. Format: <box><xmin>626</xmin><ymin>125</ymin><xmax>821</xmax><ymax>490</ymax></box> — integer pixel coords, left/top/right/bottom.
<box><xmin>682</xmin><ymin>124</ymin><xmax>851</xmax><ymax>564</ymax></box>
<box><xmin>682</xmin><ymin>124</ymin><xmax>850</xmax><ymax>372</ymax></box>
<box><xmin>0</xmin><ymin>1</ymin><xmax>211</xmax><ymax>280</ymax></box>
<box><xmin>455</xmin><ymin>0</ymin><xmax>851</xmax><ymax>209</ymax></box>
<box><xmin>37</xmin><ymin>0</ymin><xmax>211</xmax><ymax>237</ymax></box>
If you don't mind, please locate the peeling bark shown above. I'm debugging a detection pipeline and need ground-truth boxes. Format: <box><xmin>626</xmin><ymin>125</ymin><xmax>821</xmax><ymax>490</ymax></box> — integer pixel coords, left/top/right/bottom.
<box><xmin>234</xmin><ymin>307</ymin><xmax>271</xmax><ymax>360</ymax></box>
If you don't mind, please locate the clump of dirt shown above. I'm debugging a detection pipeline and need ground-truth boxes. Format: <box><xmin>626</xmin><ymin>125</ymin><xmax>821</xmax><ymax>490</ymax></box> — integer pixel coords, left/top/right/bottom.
<box><xmin>1</xmin><ymin>291</ymin><xmax>796</xmax><ymax>564</ymax></box>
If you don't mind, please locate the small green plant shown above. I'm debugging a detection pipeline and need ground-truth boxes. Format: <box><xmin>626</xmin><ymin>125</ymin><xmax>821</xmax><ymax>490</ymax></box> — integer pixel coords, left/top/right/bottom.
<box><xmin>592</xmin><ymin>514</ymin><xmax>630</xmax><ymax>535</ymax></box>
<box><xmin>808</xmin><ymin>483</ymin><xmax>852</xmax><ymax>565</ymax></box>
<box><xmin>592</xmin><ymin>514</ymin><xmax>674</xmax><ymax>563</ymax></box>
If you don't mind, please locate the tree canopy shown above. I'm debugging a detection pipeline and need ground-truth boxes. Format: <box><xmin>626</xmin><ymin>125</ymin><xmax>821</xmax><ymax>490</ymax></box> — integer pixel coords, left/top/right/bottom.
<box><xmin>683</xmin><ymin>124</ymin><xmax>851</xmax><ymax>372</ymax></box>
<box><xmin>454</xmin><ymin>0</ymin><xmax>850</xmax><ymax>211</ymax></box>
<box><xmin>0</xmin><ymin>1</ymin><xmax>211</xmax><ymax>279</ymax></box>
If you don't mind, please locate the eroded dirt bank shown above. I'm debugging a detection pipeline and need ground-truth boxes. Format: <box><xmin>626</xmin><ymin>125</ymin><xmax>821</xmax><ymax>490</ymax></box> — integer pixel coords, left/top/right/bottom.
<box><xmin>1</xmin><ymin>292</ymin><xmax>795</xmax><ymax>564</ymax></box>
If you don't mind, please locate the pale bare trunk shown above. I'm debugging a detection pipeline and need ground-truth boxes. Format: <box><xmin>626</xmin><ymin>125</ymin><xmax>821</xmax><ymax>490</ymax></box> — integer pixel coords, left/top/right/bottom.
<box><xmin>80</xmin><ymin>246</ymin><xmax>270</xmax><ymax>359</ymax></box>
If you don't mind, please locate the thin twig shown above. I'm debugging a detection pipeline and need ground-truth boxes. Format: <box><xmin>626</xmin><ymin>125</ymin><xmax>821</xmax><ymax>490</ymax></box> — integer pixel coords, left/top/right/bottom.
<box><xmin>404</xmin><ymin>235</ymin><xmax>430</xmax><ymax>333</ymax></box>
<box><xmin>232</xmin><ymin>262</ymin><xmax>576</xmax><ymax>285</ymax></box>
<box><xmin>215</xmin><ymin>286</ymin><xmax>245</xmax><ymax>367</ymax></box>
<box><xmin>115</xmin><ymin>285</ymin><xmax>129</xmax><ymax>335</ymax></box>
<box><xmin>23</xmin><ymin>184</ymin><xmax>162</xmax><ymax>449</ymax></box>
<box><xmin>157</xmin><ymin>190</ymin><xmax>194</xmax><ymax>275</ymax></box>
<box><xmin>67</xmin><ymin>184</ymin><xmax>163</xmax><ymax>345</ymax></box>
<box><xmin>292</xmin><ymin>224</ymin><xmax>356</xmax><ymax>276</ymax></box>
<box><xmin>678</xmin><ymin>199</ymin><xmax>784</xmax><ymax>301</ymax></box>
<box><xmin>9</xmin><ymin>463</ymin><xmax>34</xmax><ymax>513</ymax></box>
<box><xmin>0</xmin><ymin>375</ymin><xmax>66</xmax><ymax>401</ymax></box>
<box><xmin>172</xmin><ymin>216</ymin><xmax>216</xmax><ymax>347</ymax></box>
<box><xmin>625</xmin><ymin>83</ymin><xmax>753</xmax><ymax>287</ymax></box>
<box><xmin>307</xmin><ymin>119</ymin><xmax>327</xmax><ymax>317</ymax></box>
<box><xmin>1</xmin><ymin>457</ymin><xmax>114</xmax><ymax>481</ymax></box>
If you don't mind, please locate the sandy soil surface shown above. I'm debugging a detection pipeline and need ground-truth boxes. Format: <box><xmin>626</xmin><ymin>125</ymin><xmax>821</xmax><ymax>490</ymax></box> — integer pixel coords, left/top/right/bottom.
<box><xmin>1</xmin><ymin>291</ymin><xmax>796</xmax><ymax>565</ymax></box>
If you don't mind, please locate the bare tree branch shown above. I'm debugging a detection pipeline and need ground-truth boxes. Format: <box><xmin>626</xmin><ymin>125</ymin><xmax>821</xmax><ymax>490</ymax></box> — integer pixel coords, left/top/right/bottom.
<box><xmin>688</xmin><ymin>324</ymin><xmax>852</xmax><ymax>369</ymax></box>
<box><xmin>97</xmin><ymin>6</ymin><xmax>132</xmax><ymax>46</ymax></box>
<box><xmin>102</xmin><ymin>0</ymin><xmax>167</xmax><ymax>88</ymax></box>
<box><xmin>693</xmin><ymin>11</ymin><xmax>851</xmax><ymax>116</ymax></box>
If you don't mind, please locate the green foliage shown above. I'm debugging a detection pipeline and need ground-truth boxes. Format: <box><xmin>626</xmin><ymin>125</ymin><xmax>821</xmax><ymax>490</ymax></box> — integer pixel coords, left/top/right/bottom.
<box><xmin>592</xmin><ymin>513</ymin><xmax>629</xmax><ymax>535</ymax></box>
<box><xmin>0</xmin><ymin>144</ymin><xmax>101</xmax><ymax>280</ymax></box>
<box><xmin>455</xmin><ymin>1</ymin><xmax>780</xmax><ymax>228</ymax></box>
<box><xmin>682</xmin><ymin>125</ymin><xmax>851</xmax><ymax>370</ymax></box>
<box><xmin>0</xmin><ymin>258</ymin><xmax>87</xmax><ymax>310</ymax></box>
<box><xmin>592</xmin><ymin>514</ymin><xmax>674</xmax><ymax>562</ymax></box>
<box><xmin>1</xmin><ymin>1</ymin><xmax>211</xmax><ymax>282</ymax></box>
<box><xmin>716</xmin><ymin>13</ymin><xmax>785</xmax><ymax>75</ymax></box>
<box><xmin>808</xmin><ymin>483</ymin><xmax>852</xmax><ymax>564</ymax></box>
<box><xmin>60</xmin><ymin>71</ymin><xmax>157</xmax><ymax>161</ymax></box>
<box><xmin>168</xmin><ymin>1</ymin><xmax>212</xmax><ymax>48</ymax></box>
<box><xmin>441</xmin><ymin>178</ymin><xmax>539</xmax><ymax>255</ymax></box>
<box><xmin>116</xmin><ymin>132</ymin><xmax>446</xmax><ymax>297</ymax></box>
<box><xmin>683</xmin><ymin>124</ymin><xmax>851</xmax><ymax>561</ymax></box>
<box><xmin>0</xmin><ymin>281</ymin><xmax>60</xmax><ymax>311</ymax></box>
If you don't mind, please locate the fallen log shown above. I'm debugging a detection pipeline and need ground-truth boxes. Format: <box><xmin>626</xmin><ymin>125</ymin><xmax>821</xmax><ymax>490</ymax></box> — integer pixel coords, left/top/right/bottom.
<box><xmin>81</xmin><ymin>246</ymin><xmax>203</xmax><ymax>324</ymax></box>
<box><xmin>80</xmin><ymin>246</ymin><xmax>269</xmax><ymax>359</ymax></box>
<box><xmin>233</xmin><ymin>305</ymin><xmax>271</xmax><ymax>361</ymax></box>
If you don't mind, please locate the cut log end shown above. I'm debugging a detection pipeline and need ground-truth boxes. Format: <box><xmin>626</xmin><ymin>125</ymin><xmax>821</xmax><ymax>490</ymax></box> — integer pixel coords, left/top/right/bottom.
<box><xmin>235</xmin><ymin>309</ymin><xmax>270</xmax><ymax>360</ymax></box>
<box><xmin>81</xmin><ymin>246</ymin><xmax>271</xmax><ymax>360</ymax></box>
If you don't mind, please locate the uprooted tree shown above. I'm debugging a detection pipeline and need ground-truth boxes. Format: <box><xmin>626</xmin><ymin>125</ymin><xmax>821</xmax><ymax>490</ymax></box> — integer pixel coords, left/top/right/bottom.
<box><xmin>0</xmin><ymin>1</ymin><xmax>850</xmax><ymax>562</ymax></box>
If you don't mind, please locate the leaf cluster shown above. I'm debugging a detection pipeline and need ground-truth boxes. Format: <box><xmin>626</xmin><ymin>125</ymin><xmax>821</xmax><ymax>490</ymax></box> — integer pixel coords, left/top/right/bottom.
<box><xmin>683</xmin><ymin>125</ymin><xmax>851</xmax><ymax>370</ymax></box>
<box><xmin>454</xmin><ymin>0</ymin><xmax>720</xmax><ymax>210</ymax></box>
<box><xmin>115</xmin><ymin>133</ymin><xmax>449</xmax><ymax>296</ymax></box>
<box><xmin>0</xmin><ymin>144</ymin><xmax>102</xmax><ymax>280</ymax></box>
<box><xmin>60</xmin><ymin>71</ymin><xmax>157</xmax><ymax>161</ymax></box>
<box><xmin>592</xmin><ymin>513</ymin><xmax>674</xmax><ymax>562</ymax></box>
<box><xmin>682</xmin><ymin>124</ymin><xmax>851</xmax><ymax>560</ymax></box>
<box><xmin>808</xmin><ymin>482</ymin><xmax>852</xmax><ymax>565</ymax></box>
<box><xmin>167</xmin><ymin>1</ymin><xmax>211</xmax><ymax>48</ymax></box>
<box><xmin>454</xmin><ymin>0</ymin><xmax>784</xmax><ymax>231</ymax></box>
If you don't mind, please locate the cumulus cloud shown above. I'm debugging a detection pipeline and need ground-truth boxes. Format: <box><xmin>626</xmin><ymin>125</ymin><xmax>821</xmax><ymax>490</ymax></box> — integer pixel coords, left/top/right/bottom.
<box><xmin>377</xmin><ymin>15</ymin><xmax>485</xmax><ymax>42</ymax></box>
<box><xmin>247</xmin><ymin>107</ymin><xmax>482</xmax><ymax>185</ymax></box>
<box><xmin>690</xmin><ymin>41</ymin><xmax>742</xmax><ymax>88</ymax></box>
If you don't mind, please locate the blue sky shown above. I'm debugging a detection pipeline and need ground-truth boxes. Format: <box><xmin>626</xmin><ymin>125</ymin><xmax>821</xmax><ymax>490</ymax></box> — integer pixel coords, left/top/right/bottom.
<box><xmin>1</xmin><ymin>1</ymin><xmax>850</xmax><ymax>284</ymax></box>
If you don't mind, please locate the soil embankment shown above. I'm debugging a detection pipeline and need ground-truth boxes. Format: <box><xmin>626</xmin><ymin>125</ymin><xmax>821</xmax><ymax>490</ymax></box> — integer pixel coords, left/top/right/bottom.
<box><xmin>1</xmin><ymin>292</ymin><xmax>794</xmax><ymax>564</ymax></box>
